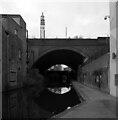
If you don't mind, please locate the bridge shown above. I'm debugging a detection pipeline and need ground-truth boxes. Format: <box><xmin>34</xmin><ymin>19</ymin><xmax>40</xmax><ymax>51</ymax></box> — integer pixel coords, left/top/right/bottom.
<box><xmin>28</xmin><ymin>37</ymin><xmax>109</xmax><ymax>74</ymax></box>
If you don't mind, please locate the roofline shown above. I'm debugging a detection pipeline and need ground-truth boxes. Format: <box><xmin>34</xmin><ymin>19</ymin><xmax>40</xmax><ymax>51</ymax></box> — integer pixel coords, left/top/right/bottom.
<box><xmin>28</xmin><ymin>37</ymin><xmax>109</xmax><ymax>41</ymax></box>
<box><xmin>1</xmin><ymin>14</ymin><xmax>26</xmax><ymax>25</ymax></box>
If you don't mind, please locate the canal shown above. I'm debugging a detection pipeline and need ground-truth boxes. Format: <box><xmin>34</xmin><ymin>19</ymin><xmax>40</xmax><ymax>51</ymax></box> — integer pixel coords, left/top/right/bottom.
<box><xmin>2</xmin><ymin>81</ymin><xmax>83</xmax><ymax>119</ymax></box>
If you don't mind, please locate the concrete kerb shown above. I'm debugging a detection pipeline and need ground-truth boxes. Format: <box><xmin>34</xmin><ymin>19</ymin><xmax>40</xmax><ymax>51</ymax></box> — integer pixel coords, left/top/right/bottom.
<box><xmin>50</xmin><ymin>81</ymin><xmax>89</xmax><ymax>119</ymax></box>
<box><xmin>50</xmin><ymin>100</ymin><xmax>87</xmax><ymax>119</ymax></box>
<box><xmin>71</xmin><ymin>81</ymin><xmax>90</xmax><ymax>102</ymax></box>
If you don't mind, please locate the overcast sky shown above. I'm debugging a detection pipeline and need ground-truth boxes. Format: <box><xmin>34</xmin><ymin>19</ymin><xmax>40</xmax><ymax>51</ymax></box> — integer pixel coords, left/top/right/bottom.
<box><xmin>0</xmin><ymin>0</ymin><xmax>110</xmax><ymax>38</ymax></box>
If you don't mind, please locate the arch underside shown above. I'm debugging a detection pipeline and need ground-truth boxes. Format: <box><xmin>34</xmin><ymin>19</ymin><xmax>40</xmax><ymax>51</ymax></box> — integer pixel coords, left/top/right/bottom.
<box><xmin>32</xmin><ymin>49</ymin><xmax>85</xmax><ymax>73</ymax></box>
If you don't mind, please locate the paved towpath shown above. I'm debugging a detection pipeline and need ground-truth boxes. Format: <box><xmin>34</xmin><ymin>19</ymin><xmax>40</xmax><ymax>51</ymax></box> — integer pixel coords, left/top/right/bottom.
<box><xmin>51</xmin><ymin>81</ymin><xmax>117</xmax><ymax>119</ymax></box>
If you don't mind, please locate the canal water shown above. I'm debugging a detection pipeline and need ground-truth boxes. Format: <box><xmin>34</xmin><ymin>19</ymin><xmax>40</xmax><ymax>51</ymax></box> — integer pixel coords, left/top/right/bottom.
<box><xmin>2</xmin><ymin>84</ymin><xmax>82</xmax><ymax>119</ymax></box>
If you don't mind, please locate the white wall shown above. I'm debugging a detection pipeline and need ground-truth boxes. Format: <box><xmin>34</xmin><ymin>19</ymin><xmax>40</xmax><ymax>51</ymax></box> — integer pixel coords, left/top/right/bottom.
<box><xmin>109</xmin><ymin>1</ymin><xmax>118</xmax><ymax>97</ymax></box>
<box><xmin>0</xmin><ymin>15</ymin><xmax>2</xmax><ymax>119</ymax></box>
<box><xmin>116</xmin><ymin>1</ymin><xmax>118</xmax><ymax>98</ymax></box>
<box><xmin>0</xmin><ymin>16</ymin><xmax>2</xmax><ymax>92</ymax></box>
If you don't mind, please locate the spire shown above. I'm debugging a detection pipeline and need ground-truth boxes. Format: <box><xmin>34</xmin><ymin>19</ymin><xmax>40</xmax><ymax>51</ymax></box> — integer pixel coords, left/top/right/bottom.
<box><xmin>42</xmin><ymin>12</ymin><xmax>44</xmax><ymax>16</ymax></box>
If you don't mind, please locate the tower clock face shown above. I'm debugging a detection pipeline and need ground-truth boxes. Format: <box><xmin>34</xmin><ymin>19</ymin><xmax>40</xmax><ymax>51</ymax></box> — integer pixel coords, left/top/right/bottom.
<box><xmin>41</xmin><ymin>26</ymin><xmax>45</xmax><ymax>29</ymax></box>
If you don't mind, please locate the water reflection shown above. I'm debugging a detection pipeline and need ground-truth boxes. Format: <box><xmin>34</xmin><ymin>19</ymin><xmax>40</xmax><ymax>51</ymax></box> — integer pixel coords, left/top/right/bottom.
<box><xmin>2</xmin><ymin>84</ymin><xmax>81</xmax><ymax>119</ymax></box>
<box><xmin>47</xmin><ymin>86</ymin><xmax>71</xmax><ymax>94</ymax></box>
<box><xmin>2</xmin><ymin>87</ymin><xmax>52</xmax><ymax>119</ymax></box>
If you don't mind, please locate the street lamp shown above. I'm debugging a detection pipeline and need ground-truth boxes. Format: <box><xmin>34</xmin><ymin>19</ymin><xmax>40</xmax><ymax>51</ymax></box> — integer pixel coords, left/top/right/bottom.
<box><xmin>104</xmin><ymin>15</ymin><xmax>110</xmax><ymax>20</ymax></box>
<box><xmin>104</xmin><ymin>15</ymin><xmax>117</xmax><ymax>59</ymax></box>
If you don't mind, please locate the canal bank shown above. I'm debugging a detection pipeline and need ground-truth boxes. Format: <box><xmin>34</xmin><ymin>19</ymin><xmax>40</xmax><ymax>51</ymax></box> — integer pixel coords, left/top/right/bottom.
<box><xmin>2</xmin><ymin>81</ymin><xmax>81</xmax><ymax>119</ymax></box>
<box><xmin>51</xmin><ymin>81</ymin><xmax>117</xmax><ymax>118</ymax></box>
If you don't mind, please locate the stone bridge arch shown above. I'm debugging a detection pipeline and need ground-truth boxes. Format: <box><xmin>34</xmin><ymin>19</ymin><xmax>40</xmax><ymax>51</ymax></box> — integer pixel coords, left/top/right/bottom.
<box><xmin>37</xmin><ymin>46</ymin><xmax>87</xmax><ymax>61</ymax></box>
<box><xmin>28</xmin><ymin>38</ymin><xmax>109</xmax><ymax>73</ymax></box>
<box><xmin>31</xmin><ymin>47</ymin><xmax>86</xmax><ymax>73</ymax></box>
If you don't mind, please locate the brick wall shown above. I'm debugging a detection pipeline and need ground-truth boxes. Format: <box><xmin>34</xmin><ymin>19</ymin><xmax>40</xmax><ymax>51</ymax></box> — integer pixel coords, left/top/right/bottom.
<box><xmin>2</xmin><ymin>15</ymin><xmax>26</xmax><ymax>91</ymax></box>
<box><xmin>79</xmin><ymin>53</ymin><xmax>110</xmax><ymax>93</ymax></box>
<box><xmin>2</xmin><ymin>27</ymin><xmax>8</xmax><ymax>91</ymax></box>
<box><xmin>2</xmin><ymin>27</ymin><xmax>23</xmax><ymax>91</ymax></box>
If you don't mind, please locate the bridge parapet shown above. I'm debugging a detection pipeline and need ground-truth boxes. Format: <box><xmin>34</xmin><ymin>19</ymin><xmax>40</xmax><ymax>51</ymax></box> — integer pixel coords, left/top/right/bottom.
<box><xmin>28</xmin><ymin>37</ymin><xmax>109</xmax><ymax>46</ymax></box>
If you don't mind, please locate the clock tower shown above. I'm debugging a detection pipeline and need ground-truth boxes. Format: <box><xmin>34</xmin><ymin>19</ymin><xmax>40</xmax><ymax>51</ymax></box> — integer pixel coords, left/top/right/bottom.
<box><xmin>40</xmin><ymin>12</ymin><xmax>45</xmax><ymax>39</ymax></box>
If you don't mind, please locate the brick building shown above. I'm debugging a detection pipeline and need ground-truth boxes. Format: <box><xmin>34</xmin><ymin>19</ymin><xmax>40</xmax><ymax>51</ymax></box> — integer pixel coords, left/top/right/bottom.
<box><xmin>1</xmin><ymin>14</ymin><xmax>27</xmax><ymax>91</ymax></box>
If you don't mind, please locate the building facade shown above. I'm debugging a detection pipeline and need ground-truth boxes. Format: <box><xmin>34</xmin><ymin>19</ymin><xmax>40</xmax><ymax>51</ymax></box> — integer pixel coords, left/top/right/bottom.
<box><xmin>109</xmin><ymin>1</ymin><xmax>118</xmax><ymax>97</ymax></box>
<box><xmin>0</xmin><ymin>15</ymin><xmax>2</xmax><ymax>92</ymax></box>
<box><xmin>1</xmin><ymin>14</ymin><xmax>26</xmax><ymax>91</ymax></box>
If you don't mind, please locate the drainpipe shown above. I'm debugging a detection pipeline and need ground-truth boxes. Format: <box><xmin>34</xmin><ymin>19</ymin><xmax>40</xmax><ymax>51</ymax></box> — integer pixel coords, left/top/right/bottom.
<box><xmin>5</xmin><ymin>30</ymin><xmax>10</xmax><ymax>90</ymax></box>
<box><xmin>26</xmin><ymin>30</ymin><xmax>28</xmax><ymax>73</ymax></box>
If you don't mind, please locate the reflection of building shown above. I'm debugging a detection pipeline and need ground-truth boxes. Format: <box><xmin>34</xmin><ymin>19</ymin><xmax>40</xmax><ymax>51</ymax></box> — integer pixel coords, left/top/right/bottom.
<box><xmin>53</xmin><ymin>64</ymin><xmax>63</xmax><ymax>71</ymax></box>
<box><xmin>40</xmin><ymin>12</ymin><xmax>45</xmax><ymax>39</ymax></box>
<box><xmin>48</xmin><ymin>64</ymin><xmax>71</xmax><ymax>71</ymax></box>
<box><xmin>1</xmin><ymin>14</ymin><xmax>26</xmax><ymax>91</ymax></box>
<box><xmin>64</xmin><ymin>67</ymin><xmax>71</xmax><ymax>71</ymax></box>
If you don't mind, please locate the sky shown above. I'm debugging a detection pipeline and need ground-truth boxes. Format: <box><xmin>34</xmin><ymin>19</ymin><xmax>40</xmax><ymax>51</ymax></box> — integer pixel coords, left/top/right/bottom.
<box><xmin>0</xmin><ymin>0</ymin><xmax>110</xmax><ymax>38</ymax></box>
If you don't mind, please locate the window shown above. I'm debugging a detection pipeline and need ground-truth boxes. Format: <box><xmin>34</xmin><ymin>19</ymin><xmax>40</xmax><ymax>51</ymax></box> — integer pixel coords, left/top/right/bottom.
<box><xmin>14</xmin><ymin>29</ymin><xmax>18</xmax><ymax>35</ymax></box>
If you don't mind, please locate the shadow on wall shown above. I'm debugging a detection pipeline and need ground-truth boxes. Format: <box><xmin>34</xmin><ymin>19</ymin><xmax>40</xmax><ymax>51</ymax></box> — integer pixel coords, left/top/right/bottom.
<box><xmin>80</xmin><ymin>68</ymin><xmax>109</xmax><ymax>93</ymax></box>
